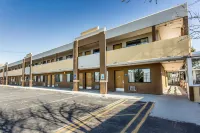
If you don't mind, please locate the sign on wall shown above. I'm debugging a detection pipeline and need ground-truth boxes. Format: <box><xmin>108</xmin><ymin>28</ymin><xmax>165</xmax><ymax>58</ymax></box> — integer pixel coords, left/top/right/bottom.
<box><xmin>101</xmin><ymin>74</ymin><xmax>105</xmax><ymax>80</ymax></box>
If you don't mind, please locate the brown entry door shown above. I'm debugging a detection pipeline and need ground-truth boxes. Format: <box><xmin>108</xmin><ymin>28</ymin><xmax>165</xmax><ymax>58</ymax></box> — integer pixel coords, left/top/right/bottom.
<box><xmin>86</xmin><ymin>73</ymin><xmax>92</xmax><ymax>89</ymax></box>
<box><xmin>115</xmin><ymin>71</ymin><xmax>124</xmax><ymax>91</ymax></box>
<box><xmin>79</xmin><ymin>73</ymin><xmax>83</xmax><ymax>89</ymax></box>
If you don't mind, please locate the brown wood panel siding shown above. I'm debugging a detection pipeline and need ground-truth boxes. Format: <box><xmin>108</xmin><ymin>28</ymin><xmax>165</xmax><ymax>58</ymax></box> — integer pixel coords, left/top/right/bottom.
<box><xmin>107</xmin><ymin>63</ymin><xmax>163</xmax><ymax>95</ymax></box>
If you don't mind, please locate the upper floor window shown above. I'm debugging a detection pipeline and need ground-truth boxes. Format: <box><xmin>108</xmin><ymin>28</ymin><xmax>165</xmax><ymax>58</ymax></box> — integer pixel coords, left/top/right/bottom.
<box><xmin>93</xmin><ymin>49</ymin><xmax>100</xmax><ymax>54</ymax></box>
<box><xmin>66</xmin><ymin>55</ymin><xmax>73</xmax><ymax>59</ymax></box>
<box><xmin>128</xmin><ymin>68</ymin><xmax>151</xmax><ymax>83</ymax></box>
<box><xmin>57</xmin><ymin>57</ymin><xmax>63</xmax><ymax>61</ymax></box>
<box><xmin>126</xmin><ymin>37</ymin><xmax>148</xmax><ymax>47</ymax></box>
<box><xmin>43</xmin><ymin>61</ymin><xmax>47</xmax><ymax>64</ymax></box>
<box><xmin>113</xmin><ymin>43</ymin><xmax>122</xmax><ymax>50</ymax></box>
<box><xmin>85</xmin><ymin>51</ymin><xmax>91</xmax><ymax>55</ymax></box>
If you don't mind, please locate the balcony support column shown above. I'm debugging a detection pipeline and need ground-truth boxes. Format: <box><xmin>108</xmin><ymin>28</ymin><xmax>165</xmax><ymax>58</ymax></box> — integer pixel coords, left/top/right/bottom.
<box><xmin>29</xmin><ymin>54</ymin><xmax>33</xmax><ymax>87</ymax></box>
<box><xmin>2</xmin><ymin>66</ymin><xmax>5</xmax><ymax>85</ymax></box>
<box><xmin>182</xmin><ymin>16</ymin><xmax>189</xmax><ymax>36</ymax></box>
<box><xmin>22</xmin><ymin>59</ymin><xmax>25</xmax><ymax>87</ymax></box>
<box><xmin>73</xmin><ymin>40</ymin><xmax>79</xmax><ymax>91</ymax></box>
<box><xmin>47</xmin><ymin>75</ymin><xmax>51</xmax><ymax>87</ymax></box>
<box><xmin>52</xmin><ymin>74</ymin><xmax>55</xmax><ymax>87</ymax></box>
<box><xmin>152</xmin><ymin>25</ymin><xmax>156</xmax><ymax>42</ymax></box>
<box><xmin>5</xmin><ymin>63</ymin><xmax>8</xmax><ymax>85</ymax></box>
<box><xmin>99</xmin><ymin>31</ymin><xmax>107</xmax><ymax>94</ymax></box>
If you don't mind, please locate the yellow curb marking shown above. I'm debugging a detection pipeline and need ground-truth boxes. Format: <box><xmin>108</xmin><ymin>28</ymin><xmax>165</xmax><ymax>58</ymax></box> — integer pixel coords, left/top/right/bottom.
<box><xmin>132</xmin><ymin>103</ymin><xmax>155</xmax><ymax>133</ymax></box>
<box><xmin>120</xmin><ymin>102</ymin><xmax>148</xmax><ymax>133</ymax></box>
<box><xmin>55</xmin><ymin>99</ymin><xmax>125</xmax><ymax>133</ymax></box>
<box><xmin>65</xmin><ymin>99</ymin><xmax>129</xmax><ymax>133</ymax></box>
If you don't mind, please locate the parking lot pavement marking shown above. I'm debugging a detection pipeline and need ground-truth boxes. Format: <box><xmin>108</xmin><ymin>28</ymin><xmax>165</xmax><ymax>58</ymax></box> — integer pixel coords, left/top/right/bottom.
<box><xmin>120</xmin><ymin>102</ymin><xmax>148</xmax><ymax>133</ymax></box>
<box><xmin>17</xmin><ymin>95</ymin><xmax>80</xmax><ymax>111</ymax></box>
<box><xmin>55</xmin><ymin>99</ymin><xmax>128</xmax><ymax>133</ymax></box>
<box><xmin>65</xmin><ymin>99</ymin><xmax>139</xmax><ymax>133</ymax></box>
<box><xmin>132</xmin><ymin>103</ymin><xmax>155</xmax><ymax>133</ymax></box>
<box><xmin>0</xmin><ymin>92</ymin><xmax>56</xmax><ymax>103</ymax></box>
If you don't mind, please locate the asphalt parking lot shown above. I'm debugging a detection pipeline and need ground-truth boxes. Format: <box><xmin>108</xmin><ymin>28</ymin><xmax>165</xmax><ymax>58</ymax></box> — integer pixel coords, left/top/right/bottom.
<box><xmin>0</xmin><ymin>86</ymin><xmax>200</xmax><ymax>133</ymax></box>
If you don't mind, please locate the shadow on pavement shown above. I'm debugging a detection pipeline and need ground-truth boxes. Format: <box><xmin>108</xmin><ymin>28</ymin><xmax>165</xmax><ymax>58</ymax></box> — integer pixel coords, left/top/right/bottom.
<box><xmin>0</xmin><ymin>100</ymin><xmax>199</xmax><ymax>133</ymax></box>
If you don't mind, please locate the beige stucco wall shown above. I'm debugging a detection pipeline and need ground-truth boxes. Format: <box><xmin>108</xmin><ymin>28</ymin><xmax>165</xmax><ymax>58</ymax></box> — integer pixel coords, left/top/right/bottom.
<box><xmin>32</xmin><ymin>59</ymin><xmax>73</xmax><ymax>74</ymax></box>
<box><xmin>107</xmin><ymin>36</ymin><xmax>190</xmax><ymax>65</ymax></box>
<box><xmin>8</xmin><ymin>69</ymin><xmax>22</xmax><ymax>76</ymax></box>
<box><xmin>194</xmin><ymin>86</ymin><xmax>200</xmax><ymax>103</ymax></box>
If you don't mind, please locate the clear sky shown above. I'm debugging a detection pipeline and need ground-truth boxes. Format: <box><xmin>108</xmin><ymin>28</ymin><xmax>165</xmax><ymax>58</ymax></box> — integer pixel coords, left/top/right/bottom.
<box><xmin>0</xmin><ymin>0</ymin><xmax>199</xmax><ymax>64</ymax></box>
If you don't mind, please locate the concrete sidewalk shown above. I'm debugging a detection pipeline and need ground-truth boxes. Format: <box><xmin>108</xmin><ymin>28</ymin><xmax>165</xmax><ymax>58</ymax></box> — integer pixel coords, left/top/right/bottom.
<box><xmin>1</xmin><ymin>85</ymin><xmax>200</xmax><ymax>126</ymax></box>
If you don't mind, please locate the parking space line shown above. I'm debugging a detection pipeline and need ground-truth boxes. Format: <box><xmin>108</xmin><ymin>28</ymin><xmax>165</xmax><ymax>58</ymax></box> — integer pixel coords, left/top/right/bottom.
<box><xmin>55</xmin><ymin>99</ymin><xmax>127</xmax><ymax>133</ymax></box>
<box><xmin>132</xmin><ymin>103</ymin><xmax>154</xmax><ymax>133</ymax></box>
<box><xmin>65</xmin><ymin>99</ymin><xmax>137</xmax><ymax>133</ymax></box>
<box><xmin>17</xmin><ymin>95</ymin><xmax>80</xmax><ymax>111</ymax></box>
<box><xmin>120</xmin><ymin>102</ymin><xmax>148</xmax><ymax>133</ymax></box>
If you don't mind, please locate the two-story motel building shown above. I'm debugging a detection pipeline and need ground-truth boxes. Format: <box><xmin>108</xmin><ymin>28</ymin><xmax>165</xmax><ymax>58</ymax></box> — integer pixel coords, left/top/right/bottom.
<box><xmin>0</xmin><ymin>4</ymin><xmax>194</xmax><ymax>97</ymax></box>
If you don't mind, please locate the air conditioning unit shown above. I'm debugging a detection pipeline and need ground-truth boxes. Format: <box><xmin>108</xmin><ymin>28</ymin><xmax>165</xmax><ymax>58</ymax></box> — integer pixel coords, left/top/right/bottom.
<box><xmin>129</xmin><ymin>86</ymin><xmax>136</xmax><ymax>92</ymax></box>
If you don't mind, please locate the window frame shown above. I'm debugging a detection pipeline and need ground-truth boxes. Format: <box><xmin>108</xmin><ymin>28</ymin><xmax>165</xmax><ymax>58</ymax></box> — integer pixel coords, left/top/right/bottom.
<box><xmin>113</xmin><ymin>43</ymin><xmax>122</xmax><ymax>50</ymax></box>
<box><xmin>55</xmin><ymin>74</ymin><xmax>61</xmax><ymax>82</ymax></box>
<box><xmin>126</xmin><ymin>37</ymin><xmax>149</xmax><ymax>47</ymax></box>
<box><xmin>94</xmin><ymin>72</ymin><xmax>100</xmax><ymax>82</ymax></box>
<box><xmin>66</xmin><ymin>73</ymin><xmax>73</xmax><ymax>82</ymax></box>
<box><xmin>128</xmin><ymin>68</ymin><xmax>151</xmax><ymax>83</ymax></box>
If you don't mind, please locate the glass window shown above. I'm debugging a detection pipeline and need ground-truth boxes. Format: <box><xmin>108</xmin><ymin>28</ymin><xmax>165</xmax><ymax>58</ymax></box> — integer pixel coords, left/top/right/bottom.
<box><xmin>126</xmin><ymin>37</ymin><xmax>148</xmax><ymax>47</ymax></box>
<box><xmin>66</xmin><ymin>55</ymin><xmax>73</xmax><ymax>59</ymax></box>
<box><xmin>113</xmin><ymin>44</ymin><xmax>122</xmax><ymax>50</ymax></box>
<box><xmin>60</xmin><ymin>74</ymin><xmax>63</xmax><ymax>82</ymax></box>
<box><xmin>55</xmin><ymin>74</ymin><xmax>60</xmax><ymax>82</ymax></box>
<box><xmin>128</xmin><ymin>68</ymin><xmax>151</xmax><ymax>83</ymax></box>
<box><xmin>43</xmin><ymin>61</ymin><xmax>47</xmax><ymax>64</ymax></box>
<box><xmin>85</xmin><ymin>51</ymin><xmax>91</xmax><ymax>55</ymax></box>
<box><xmin>41</xmin><ymin>75</ymin><xmax>43</xmax><ymax>82</ymax></box>
<box><xmin>192</xmin><ymin>58</ymin><xmax>200</xmax><ymax>84</ymax></box>
<box><xmin>93</xmin><ymin>49</ymin><xmax>100</xmax><ymax>54</ymax></box>
<box><xmin>94</xmin><ymin>72</ymin><xmax>100</xmax><ymax>82</ymax></box>
<box><xmin>66</xmin><ymin>73</ymin><xmax>73</xmax><ymax>82</ymax></box>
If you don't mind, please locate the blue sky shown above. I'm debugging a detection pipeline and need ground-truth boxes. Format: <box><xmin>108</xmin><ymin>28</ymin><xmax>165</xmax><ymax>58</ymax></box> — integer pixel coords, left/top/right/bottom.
<box><xmin>0</xmin><ymin>0</ymin><xmax>199</xmax><ymax>64</ymax></box>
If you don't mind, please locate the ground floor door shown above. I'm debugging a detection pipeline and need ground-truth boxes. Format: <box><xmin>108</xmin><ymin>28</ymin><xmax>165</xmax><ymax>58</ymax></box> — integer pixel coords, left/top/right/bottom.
<box><xmin>86</xmin><ymin>72</ymin><xmax>92</xmax><ymax>89</ymax></box>
<box><xmin>47</xmin><ymin>75</ymin><xmax>52</xmax><ymax>87</ymax></box>
<box><xmin>115</xmin><ymin>70</ymin><xmax>124</xmax><ymax>92</ymax></box>
<box><xmin>79</xmin><ymin>73</ymin><xmax>83</xmax><ymax>89</ymax></box>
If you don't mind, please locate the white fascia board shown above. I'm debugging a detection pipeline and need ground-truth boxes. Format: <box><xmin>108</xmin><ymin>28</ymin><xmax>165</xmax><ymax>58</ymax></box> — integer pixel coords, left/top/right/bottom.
<box><xmin>8</xmin><ymin>60</ymin><xmax>23</xmax><ymax>67</ymax></box>
<box><xmin>105</xmin><ymin>3</ymin><xmax>188</xmax><ymax>39</ymax></box>
<box><xmin>32</xmin><ymin>42</ymin><xmax>73</xmax><ymax>60</ymax></box>
<box><xmin>6</xmin><ymin>42</ymin><xmax>73</xmax><ymax>68</ymax></box>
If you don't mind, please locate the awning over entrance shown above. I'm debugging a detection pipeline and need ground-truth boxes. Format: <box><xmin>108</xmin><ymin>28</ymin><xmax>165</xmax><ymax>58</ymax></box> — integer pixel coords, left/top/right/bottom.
<box><xmin>161</xmin><ymin>60</ymin><xmax>184</xmax><ymax>72</ymax></box>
